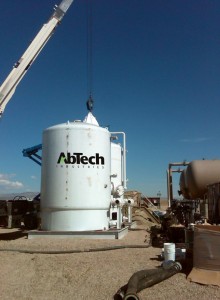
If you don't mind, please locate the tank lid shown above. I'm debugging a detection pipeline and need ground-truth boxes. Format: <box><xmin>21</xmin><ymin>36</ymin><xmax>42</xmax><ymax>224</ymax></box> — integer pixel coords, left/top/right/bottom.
<box><xmin>83</xmin><ymin>112</ymin><xmax>99</xmax><ymax>126</ymax></box>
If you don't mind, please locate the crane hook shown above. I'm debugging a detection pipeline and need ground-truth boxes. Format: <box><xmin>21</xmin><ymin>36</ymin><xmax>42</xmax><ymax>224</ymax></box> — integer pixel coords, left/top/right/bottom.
<box><xmin>86</xmin><ymin>95</ymin><xmax>94</xmax><ymax>112</ymax></box>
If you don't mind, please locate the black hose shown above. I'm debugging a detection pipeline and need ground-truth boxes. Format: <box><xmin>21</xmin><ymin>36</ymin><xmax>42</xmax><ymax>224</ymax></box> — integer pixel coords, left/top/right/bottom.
<box><xmin>115</xmin><ymin>262</ymin><xmax>182</xmax><ymax>300</ymax></box>
<box><xmin>0</xmin><ymin>243</ymin><xmax>150</xmax><ymax>254</ymax></box>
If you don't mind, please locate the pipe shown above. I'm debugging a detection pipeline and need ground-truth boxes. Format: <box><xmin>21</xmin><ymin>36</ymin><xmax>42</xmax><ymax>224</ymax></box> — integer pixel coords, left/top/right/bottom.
<box><xmin>117</xmin><ymin>205</ymin><xmax>122</xmax><ymax>229</ymax></box>
<box><xmin>166</xmin><ymin>169</ymin><xmax>170</xmax><ymax>206</ymax></box>
<box><xmin>115</xmin><ymin>262</ymin><xmax>182</xmax><ymax>300</ymax></box>
<box><xmin>0</xmin><ymin>244</ymin><xmax>150</xmax><ymax>255</ymax></box>
<box><xmin>111</xmin><ymin>132</ymin><xmax>127</xmax><ymax>189</ymax></box>
<box><xmin>167</xmin><ymin>168</ymin><xmax>183</xmax><ymax>206</ymax></box>
<box><xmin>111</xmin><ymin>199</ymin><xmax>121</xmax><ymax>206</ymax></box>
<box><xmin>124</xmin><ymin>199</ymin><xmax>134</xmax><ymax>206</ymax></box>
<box><xmin>167</xmin><ymin>167</ymin><xmax>173</xmax><ymax>207</ymax></box>
<box><xmin>167</xmin><ymin>161</ymin><xmax>189</xmax><ymax>206</ymax></box>
<box><xmin>127</xmin><ymin>206</ymin><xmax>132</xmax><ymax>223</ymax></box>
<box><xmin>168</xmin><ymin>162</ymin><xmax>189</xmax><ymax>168</ymax></box>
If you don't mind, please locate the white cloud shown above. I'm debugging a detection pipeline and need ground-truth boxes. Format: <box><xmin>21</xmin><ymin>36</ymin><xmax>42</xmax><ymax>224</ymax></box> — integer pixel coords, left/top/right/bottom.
<box><xmin>30</xmin><ymin>175</ymin><xmax>37</xmax><ymax>180</ymax></box>
<box><xmin>0</xmin><ymin>174</ymin><xmax>24</xmax><ymax>190</ymax></box>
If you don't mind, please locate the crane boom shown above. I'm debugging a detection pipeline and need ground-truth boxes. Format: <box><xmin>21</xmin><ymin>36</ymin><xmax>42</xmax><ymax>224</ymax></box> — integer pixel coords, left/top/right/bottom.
<box><xmin>0</xmin><ymin>0</ymin><xmax>74</xmax><ymax>117</ymax></box>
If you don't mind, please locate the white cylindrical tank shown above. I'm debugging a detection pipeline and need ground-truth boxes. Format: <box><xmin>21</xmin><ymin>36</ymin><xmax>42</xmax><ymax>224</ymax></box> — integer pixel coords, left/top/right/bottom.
<box><xmin>41</xmin><ymin>121</ymin><xmax>111</xmax><ymax>231</ymax></box>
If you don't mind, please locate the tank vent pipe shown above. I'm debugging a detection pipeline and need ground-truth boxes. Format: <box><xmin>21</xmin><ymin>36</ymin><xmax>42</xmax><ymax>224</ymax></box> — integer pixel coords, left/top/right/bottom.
<box><xmin>111</xmin><ymin>132</ymin><xmax>127</xmax><ymax>189</ymax></box>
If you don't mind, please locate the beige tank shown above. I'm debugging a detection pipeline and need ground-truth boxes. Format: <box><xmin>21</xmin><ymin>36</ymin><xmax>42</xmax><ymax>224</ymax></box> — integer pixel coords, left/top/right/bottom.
<box><xmin>179</xmin><ymin>160</ymin><xmax>220</xmax><ymax>199</ymax></box>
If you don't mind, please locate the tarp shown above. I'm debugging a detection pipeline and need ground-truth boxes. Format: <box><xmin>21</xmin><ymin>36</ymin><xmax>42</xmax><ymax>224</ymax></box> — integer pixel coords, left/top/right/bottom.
<box><xmin>187</xmin><ymin>225</ymin><xmax>220</xmax><ymax>286</ymax></box>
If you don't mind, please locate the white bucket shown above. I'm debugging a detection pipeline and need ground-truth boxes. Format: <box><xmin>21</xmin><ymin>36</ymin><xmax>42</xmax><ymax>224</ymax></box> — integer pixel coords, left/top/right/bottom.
<box><xmin>164</xmin><ymin>243</ymin><xmax>175</xmax><ymax>262</ymax></box>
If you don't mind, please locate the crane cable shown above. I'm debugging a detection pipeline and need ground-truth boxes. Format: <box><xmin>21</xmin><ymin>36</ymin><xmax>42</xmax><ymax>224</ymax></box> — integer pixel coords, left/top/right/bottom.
<box><xmin>86</xmin><ymin>0</ymin><xmax>94</xmax><ymax>112</ymax></box>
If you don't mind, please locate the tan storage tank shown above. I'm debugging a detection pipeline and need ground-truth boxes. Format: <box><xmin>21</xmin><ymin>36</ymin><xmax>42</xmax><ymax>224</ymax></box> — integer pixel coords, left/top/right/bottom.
<box><xmin>180</xmin><ymin>160</ymin><xmax>220</xmax><ymax>199</ymax></box>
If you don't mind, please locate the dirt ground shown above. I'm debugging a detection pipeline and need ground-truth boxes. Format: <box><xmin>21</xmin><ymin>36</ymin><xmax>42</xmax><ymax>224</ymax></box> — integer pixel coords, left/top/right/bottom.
<box><xmin>0</xmin><ymin>224</ymin><xmax>219</xmax><ymax>300</ymax></box>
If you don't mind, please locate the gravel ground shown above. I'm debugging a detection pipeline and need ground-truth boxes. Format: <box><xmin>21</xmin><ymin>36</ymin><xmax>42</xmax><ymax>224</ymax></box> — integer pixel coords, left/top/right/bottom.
<box><xmin>0</xmin><ymin>225</ymin><xmax>219</xmax><ymax>300</ymax></box>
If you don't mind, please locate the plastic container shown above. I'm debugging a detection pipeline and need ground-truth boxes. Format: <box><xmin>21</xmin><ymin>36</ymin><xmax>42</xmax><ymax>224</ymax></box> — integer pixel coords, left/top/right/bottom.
<box><xmin>161</xmin><ymin>248</ymin><xmax>186</xmax><ymax>260</ymax></box>
<box><xmin>164</xmin><ymin>243</ymin><xmax>175</xmax><ymax>262</ymax></box>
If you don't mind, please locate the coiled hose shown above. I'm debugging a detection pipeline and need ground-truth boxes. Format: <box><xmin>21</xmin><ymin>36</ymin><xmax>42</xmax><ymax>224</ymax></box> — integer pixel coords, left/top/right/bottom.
<box><xmin>115</xmin><ymin>262</ymin><xmax>182</xmax><ymax>300</ymax></box>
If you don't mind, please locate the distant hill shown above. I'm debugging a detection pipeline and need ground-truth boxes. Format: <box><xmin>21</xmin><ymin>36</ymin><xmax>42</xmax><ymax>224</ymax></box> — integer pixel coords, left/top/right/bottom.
<box><xmin>0</xmin><ymin>192</ymin><xmax>39</xmax><ymax>200</ymax></box>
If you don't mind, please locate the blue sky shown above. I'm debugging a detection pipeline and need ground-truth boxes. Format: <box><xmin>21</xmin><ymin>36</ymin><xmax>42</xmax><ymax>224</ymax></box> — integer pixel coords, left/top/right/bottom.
<box><xmin>0</xmin><ymin>0</ymin><xmax>220</xmax><ymax>197</ymax></box>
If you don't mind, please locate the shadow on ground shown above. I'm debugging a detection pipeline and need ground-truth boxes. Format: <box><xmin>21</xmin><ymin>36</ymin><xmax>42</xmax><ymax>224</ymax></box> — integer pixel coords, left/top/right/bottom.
<box><xmin>0</xmin><ymin>229</ymin><xmax>27</xmax><ymax>240</ymax></box>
